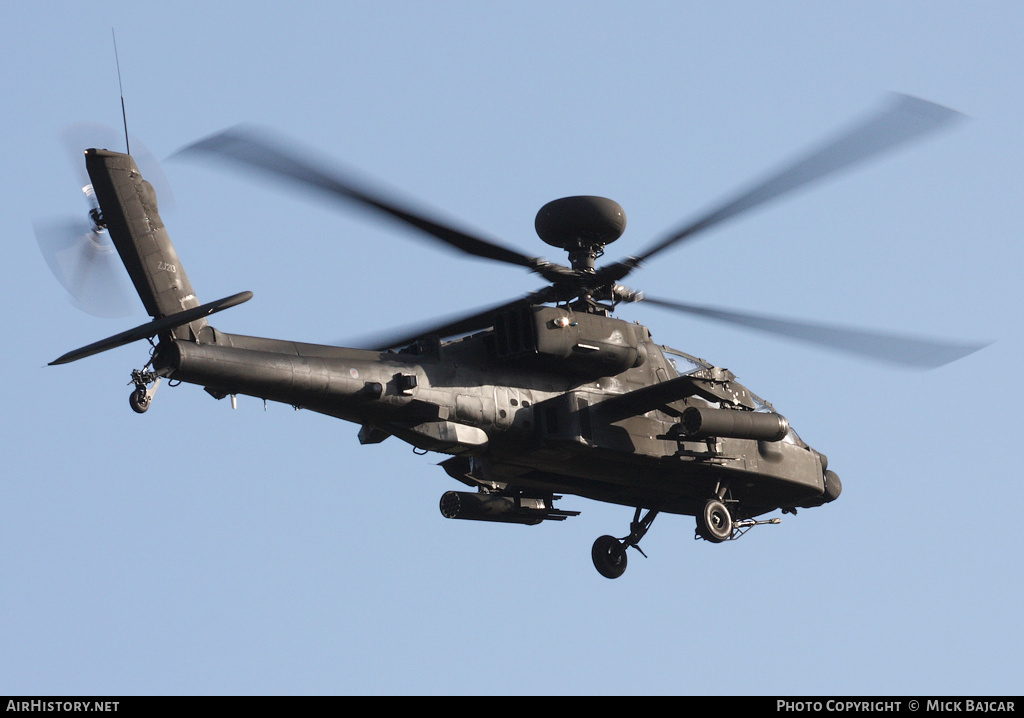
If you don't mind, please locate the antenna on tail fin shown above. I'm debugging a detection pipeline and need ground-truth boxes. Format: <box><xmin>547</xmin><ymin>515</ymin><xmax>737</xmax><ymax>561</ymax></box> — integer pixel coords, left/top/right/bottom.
<box><xmin>112</xmin><ymin>28</ymin><xmax>129</xmax><ymax>155</ymax></box>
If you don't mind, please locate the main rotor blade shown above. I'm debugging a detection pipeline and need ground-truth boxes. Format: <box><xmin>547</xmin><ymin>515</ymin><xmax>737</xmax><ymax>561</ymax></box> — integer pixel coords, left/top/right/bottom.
<box><xmin>641</xmin><ymin>296</ymin><xmax>989</xmax><ymax>369</ymax></box>
<box><xmin>603</xmin><ymin>95</ymin><xmax>964</xmax><ymax>282</ymax></box>
<box><xmin>177</xmin><ymin>126</ymin><xmax>547</xmax><ymax>271</ymax></box>
<box><xmin>346</xmin><ymin>288</ymin><xmax>557</xmax><ymax>351</ymax></box>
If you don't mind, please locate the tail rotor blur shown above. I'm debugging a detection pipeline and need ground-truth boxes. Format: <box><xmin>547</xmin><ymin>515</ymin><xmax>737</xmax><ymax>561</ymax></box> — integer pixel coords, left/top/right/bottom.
<box><xmin>34</xmin><ymin>123</ymin><xmax>173</xmax><ymax>318</ymax></box>
<box><xmin>33</xmin><ymin>212</ymin><xmax>136</xmax><ymax>318</ymax></box>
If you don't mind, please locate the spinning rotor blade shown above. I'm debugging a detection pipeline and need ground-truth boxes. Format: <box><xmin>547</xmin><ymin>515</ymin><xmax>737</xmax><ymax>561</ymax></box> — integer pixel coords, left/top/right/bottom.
<box><xmin>35</xmin><ymin>124</ymin><xmax>176</xmax><ymax>319</ymax></box>
<box><xmin>348</xmin><ymin>288</ymin><xmax>558</xmax><ymax>351</ymax></box>
<box><xmin>601</xmin><ymin>95</ymin><xmax>964</xmax><ymax>282</ymax></box>
<box><xmin>641</xmin><ymin>296</ymin><xmax>989</xmax><ymax>369</ymax></box>
<box><xmin>178</xmin><ymin>127</ymin><xmax>552</xmax><ymax>273</ymax></box>
<box><xmin>33</xmin><ymin>216</ymin><xmax>137</xmax><ymax>318</ymax></box>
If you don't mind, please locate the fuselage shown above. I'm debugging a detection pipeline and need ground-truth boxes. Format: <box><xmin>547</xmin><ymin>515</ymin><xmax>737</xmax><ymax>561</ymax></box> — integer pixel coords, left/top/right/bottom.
<box><xmin>153</xmin><ymin>312</ymin><xmax>833</xmax><ymax>519</ymax></box>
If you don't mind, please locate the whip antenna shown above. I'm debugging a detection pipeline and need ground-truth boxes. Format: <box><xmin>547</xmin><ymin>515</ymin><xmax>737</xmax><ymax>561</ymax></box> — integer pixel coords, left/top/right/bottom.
<box><xmin>112</xmin><ymin>28</ymin><xmax>129</xmax><ymax>155</ymax></box>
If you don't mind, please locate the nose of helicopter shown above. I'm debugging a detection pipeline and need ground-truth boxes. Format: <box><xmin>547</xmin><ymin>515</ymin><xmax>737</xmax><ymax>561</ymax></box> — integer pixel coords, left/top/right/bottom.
<box><xmin>810</xmin><ymin>448</ymin><xmax>842</xmax><ymax>504</ymax></box>
<box><xmin>823</xmin><ymin>469</ymin><xmax>842</xmax><ymax>503</ymax></box>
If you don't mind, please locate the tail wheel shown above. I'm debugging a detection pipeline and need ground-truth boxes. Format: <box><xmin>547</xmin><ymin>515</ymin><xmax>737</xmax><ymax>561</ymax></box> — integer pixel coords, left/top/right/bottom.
<box><xmin>592</xmin><ymin>535</ymin><xmax>628</xmax><ymax>579</ymax></box>
<box><xmin>697</xmin><ymin>499</ymin><xmax>733</xmax><ymax>543</ymax></box>
<box><xmin>129</xmin><ymin>388</ymin><xmax>151</xmax><ymax>414</ymax></box>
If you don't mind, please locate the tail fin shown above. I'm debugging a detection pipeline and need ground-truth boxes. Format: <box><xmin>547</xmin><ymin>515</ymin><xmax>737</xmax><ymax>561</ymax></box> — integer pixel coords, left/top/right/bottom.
<box><xmin>85</xmin><ymin>148</ymin><xmax>205</xmax><ymax>340</ymax></box>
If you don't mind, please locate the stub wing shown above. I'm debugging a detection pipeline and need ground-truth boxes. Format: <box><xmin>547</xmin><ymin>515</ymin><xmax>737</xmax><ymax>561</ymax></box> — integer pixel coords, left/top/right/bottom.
<box><xmin>595</xmin><ymin>372</ymin><xmax>755</xmax><ymax>423</ymax></box>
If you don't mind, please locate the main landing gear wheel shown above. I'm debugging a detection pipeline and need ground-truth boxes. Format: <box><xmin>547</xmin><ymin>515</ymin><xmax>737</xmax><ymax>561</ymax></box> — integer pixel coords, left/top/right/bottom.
<box><xmin>591</xmin><ymin>508</ymin><xmax>658</xmax><ymax>579</ymax></box>
<box><xmin>592</xmin><ymin>535</ymin><xmax>628</xmax><ymax>579</ymax></box>
<box><xmin>697</xmin><ymin>498</ymin><xmax>734</xmax><ymax>543</ymax></box>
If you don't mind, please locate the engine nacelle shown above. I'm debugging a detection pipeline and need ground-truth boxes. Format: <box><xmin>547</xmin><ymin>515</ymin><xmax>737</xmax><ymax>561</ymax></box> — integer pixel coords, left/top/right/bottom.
<box><xmin>680</xmin><ymin>406</ymin><xmax>790</xmax><ymax>442</ymax></box>
<box><xmin>492</xmin><ymin>305</ymin><xmax>647</xmax><ymax>377</ymax></box>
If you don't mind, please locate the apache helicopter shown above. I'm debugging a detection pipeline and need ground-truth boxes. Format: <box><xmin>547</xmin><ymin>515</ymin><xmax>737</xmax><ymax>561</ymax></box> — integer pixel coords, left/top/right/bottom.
<box><xmin>39</xmin><ymin>95</ymin><xmax>986</xmax><ymax>578</ymax></box>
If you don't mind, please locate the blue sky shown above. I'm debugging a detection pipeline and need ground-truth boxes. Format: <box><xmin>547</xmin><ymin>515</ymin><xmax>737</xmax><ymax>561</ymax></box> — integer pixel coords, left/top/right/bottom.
<box><xmin>3</xmin><ymin>1</ymin><xmax>1021</xmax><ymax>695</ymax></box>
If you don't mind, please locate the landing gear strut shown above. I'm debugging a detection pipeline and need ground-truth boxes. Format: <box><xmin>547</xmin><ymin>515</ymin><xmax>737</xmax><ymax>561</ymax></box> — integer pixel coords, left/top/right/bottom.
<box><xmin>591</xmin><ymin>508</ymin><xmax>659</xmax><ymax>579</ymax></box>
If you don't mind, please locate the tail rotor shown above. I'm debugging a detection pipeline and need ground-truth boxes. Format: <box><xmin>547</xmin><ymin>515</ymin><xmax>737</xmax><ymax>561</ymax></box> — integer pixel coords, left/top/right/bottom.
<box><xmin>33</xmin><ymin>212</ymin><xmax>135</xmax><ymax>318</ymax></box>
<box><xmin>34</xmin><ymin>123</ymin><xmax>173</xmax><ymax>318</ymax></box>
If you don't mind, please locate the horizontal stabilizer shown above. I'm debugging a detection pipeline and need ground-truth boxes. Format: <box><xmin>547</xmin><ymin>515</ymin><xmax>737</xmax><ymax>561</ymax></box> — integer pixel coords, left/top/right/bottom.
<box><xmin>49</xmin><ymin>291</ymin><xmax>253</xmax><ymax>366</ymax></box>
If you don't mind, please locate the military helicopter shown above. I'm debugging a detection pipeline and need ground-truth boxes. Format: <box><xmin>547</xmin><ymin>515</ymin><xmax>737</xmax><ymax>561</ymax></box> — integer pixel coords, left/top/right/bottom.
<box><xmin>39</xmin><ymin>95</ymin><xmax>986</xmax><ymax>578</ymax></box>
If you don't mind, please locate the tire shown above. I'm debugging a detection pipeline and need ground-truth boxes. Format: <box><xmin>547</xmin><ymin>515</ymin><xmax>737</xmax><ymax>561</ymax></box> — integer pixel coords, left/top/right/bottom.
<box><xmin>697</xmin><ymin>499</ymin><xmax>733</xmax><ymax>543</ymax></box>
<box><xmin>592</xmin><ymin>535</ymin><xmax>628</xmax><ymax>579</ymax></box>
<box><xmin>129</xmin><ymin>388</ymin><xmax>150</xmax><ymax>414</ymax></box>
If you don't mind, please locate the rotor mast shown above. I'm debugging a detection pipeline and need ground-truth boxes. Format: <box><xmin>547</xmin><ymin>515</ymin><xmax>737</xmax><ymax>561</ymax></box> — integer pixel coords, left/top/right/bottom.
<box><xmin>534</xmin><ymin>195</ymin><xmax>628</xmax><ymax>312</ymax></box>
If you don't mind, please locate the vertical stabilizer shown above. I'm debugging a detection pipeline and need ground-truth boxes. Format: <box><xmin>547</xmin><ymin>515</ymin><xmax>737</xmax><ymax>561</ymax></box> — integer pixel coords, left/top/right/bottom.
<box><xmin>85</xmin><ymin>148</ymin><xmax>205</xmax><ymax>339</ymax></box>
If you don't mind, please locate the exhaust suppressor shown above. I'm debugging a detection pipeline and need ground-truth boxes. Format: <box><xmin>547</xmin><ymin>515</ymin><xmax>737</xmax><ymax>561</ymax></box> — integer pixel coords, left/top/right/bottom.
<box><xmin>680</xmin><ymin>406</ymin><xmax>789</xmax><ymax>442</ymax></box>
